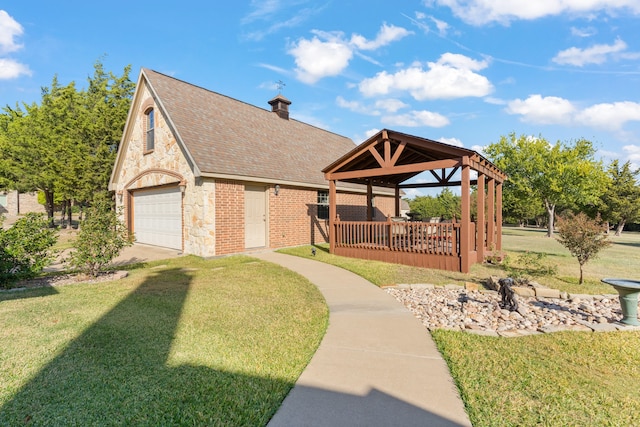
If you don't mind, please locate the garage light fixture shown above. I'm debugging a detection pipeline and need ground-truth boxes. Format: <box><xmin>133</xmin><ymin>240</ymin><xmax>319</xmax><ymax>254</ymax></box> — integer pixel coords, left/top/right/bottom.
<box><xmin>274</xmin><ymin>184</ymin><xmax>280</xmax><ymax>196</ymax></box>
<box><xmin>179</xmin><ymin>183</ymin><xmax>187</xmax><ymax>194</ymax></box>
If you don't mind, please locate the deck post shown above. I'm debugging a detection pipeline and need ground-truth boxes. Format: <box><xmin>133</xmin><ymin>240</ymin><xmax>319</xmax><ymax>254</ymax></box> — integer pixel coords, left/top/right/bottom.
<box><xmin>460</xmin><ymin>159</ymin><xmax>471</xmax><ymax>273</ymax></box>
<box><xmin>366</xmin><ymin>180</ymin><xmax>373</xmax><ymax>221</ymax></box>
<box><xmin>487</xmin><ymin>178</ymin><xmax>495</xmax><ymax>250</ymax></box>
<box><xmin>477</xmin><ymin>172</ymin><xmax>485</xmax><ymax>262</ymax></box>
<box><xmin>395</xmin><ymin>186</ymin><xmax>400</xmax><ymax>217</ymax></box>
<box><xmin>329</xmin><ymin>179</ymin><xmax>337</xmax><ymax>253</ymax></box>
<box><xmin>496</xmin><ymin>181</ymin><xmax>503</xmax><ymax>251</ymax></box>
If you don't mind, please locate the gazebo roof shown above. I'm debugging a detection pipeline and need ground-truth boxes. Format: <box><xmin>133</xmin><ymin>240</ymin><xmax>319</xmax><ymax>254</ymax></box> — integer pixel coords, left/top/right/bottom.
<box><xmin>323</xmin><ymin>129</ymin><xmax>506</xmax><ymax>188</ymax></box>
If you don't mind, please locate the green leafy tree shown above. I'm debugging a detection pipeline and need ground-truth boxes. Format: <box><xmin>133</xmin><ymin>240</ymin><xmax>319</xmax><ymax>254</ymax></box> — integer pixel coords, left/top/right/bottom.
<box><xmin>485</xmin><ymin>134</ymin><xmax>608</xmax><ymax>237</ymax></box>
<box><xmin>408</xmin><ymin>189</ymin><xmax>461</xmax><ymax>220</ymax></box>
<box><xmin>600</xmin><ymin>160</ymin><xmax>640</xmax><ymax>236</ymax></box>
<box><xmin>69</xmin><ymin>193</ymin><xmax>132</xmax><ymax>277</ymax></box>
<box><xmin>0</xmin><ymin>213</ymin><xmax>58</xmax><ymax>286</ymax></box>
<box><xmin>556</xmin><ymin>212</ymin><xmax>611</xmax><ymax>285</ymax></box>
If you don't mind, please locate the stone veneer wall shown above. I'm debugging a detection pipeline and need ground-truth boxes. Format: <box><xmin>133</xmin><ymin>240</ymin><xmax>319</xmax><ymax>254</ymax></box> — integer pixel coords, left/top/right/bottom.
<box><xmin>114</xmin><ymin>82</ymin><xmax>213</xmax><ymax>255</ymax></box>
<box><xmin>0</xmin><ymin>191</ymin><xmax>45</xmax><ymax>215</ymax></box>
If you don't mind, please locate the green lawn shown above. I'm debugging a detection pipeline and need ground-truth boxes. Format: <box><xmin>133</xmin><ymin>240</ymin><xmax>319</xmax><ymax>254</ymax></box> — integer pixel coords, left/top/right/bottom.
<box><xmin>280</xmin><ymin>228</ymin><xmax>640</xmax><ymax>427</ymax></box>
<box><xmin>0</xmin><ymin>256</ymin><xmax>327</xmax><ymax>426</ymax></box>
<box><xmin>280</xmin><ymin>227</ymin><xmax>640</xmax><ymax>295</ymax></box>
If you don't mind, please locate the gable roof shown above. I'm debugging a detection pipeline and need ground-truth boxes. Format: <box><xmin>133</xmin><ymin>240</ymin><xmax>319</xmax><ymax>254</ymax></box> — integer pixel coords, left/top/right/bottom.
<box><xmin>324</xmin><ymin>129</ymin><xmax>506</xmax><ymax>187</ymax></box>
<box><xmin>131</xmin><ymin>68</ymin><xmax>357</xmax><ymax>187</ymax></box>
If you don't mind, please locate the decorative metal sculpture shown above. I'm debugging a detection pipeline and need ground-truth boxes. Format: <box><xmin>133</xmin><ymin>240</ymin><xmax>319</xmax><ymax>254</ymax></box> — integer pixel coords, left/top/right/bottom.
<box><xmin>498</xmin><ymin>277</ymin><xmax>519</xmax><ymax>311</ymax></box>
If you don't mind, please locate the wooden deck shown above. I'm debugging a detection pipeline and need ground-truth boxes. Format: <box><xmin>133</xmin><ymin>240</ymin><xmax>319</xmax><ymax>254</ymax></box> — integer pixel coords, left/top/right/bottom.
<box><xmin>332</xmin><ymin>218</ymin><xmax>478</xmax><ymax>272</ymax></box>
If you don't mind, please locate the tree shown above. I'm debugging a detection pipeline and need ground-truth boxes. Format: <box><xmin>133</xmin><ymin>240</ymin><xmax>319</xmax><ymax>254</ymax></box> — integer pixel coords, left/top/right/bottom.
<box><xmin>69</xmin><ymin>193</ymin><xmax>132</xmax><ymax>277</ymax></box>
<box><xmin>484</xmin><ymin>134</ymin><xmax>608</xmax><ymax>237</ymax></box>
<box><xmin>600</xmin><ymin>160</ymin><xmax>640</xmax><ymax>236</ymax></box>
<box><xmin>556</xmin><ymin>212</ymin><xmax>611</xmax><ymax>285</ymax></box>
<box><xmin>0</xmin><ymin>60</ymin><xmax>134</xmax><ymax>225</ymax></box>
<box><xmin>408</xmin><ymin>189</ymin><xmax>461</xmax><ymax>220</ymax></box>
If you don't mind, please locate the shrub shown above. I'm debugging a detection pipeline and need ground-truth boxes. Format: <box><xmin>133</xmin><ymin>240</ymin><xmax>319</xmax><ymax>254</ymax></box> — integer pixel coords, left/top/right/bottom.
<box><xmin>0</xmin><ymin>213</ymin><xmax>58</xmax><ymax>287</ymax></box>
<box><xmin>68</xmin><ymin>193</ymin><xmax>132</xmax><ymax>277</ymax></box>
<box><xmin>556</xmin><ymin>212</ymin><xmax>611</xmax><ymax>284</ymax></box>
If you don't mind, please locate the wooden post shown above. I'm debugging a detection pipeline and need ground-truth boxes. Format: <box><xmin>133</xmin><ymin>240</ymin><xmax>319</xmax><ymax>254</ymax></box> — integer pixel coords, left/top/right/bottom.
<box><xmin>496</xmin><ymin>181</ymin><xmax>503</xmax><ymax>252</ymax></box>
<box><xmin>395</xmin><ymin>185</ymin><xmax>400</xmax><ymax>217</ymax></box>
<box><xmin>477</xmin><ymin>173</ymin><xmax>485</xmax><ymax>262</ymax></box>
<box><xmin>329</xmin><ymin>179</ymin><xmax>337</xmax><ymax>253</ymax></box>
<box><xmin>366</xmin><ymin>180</ymin><xmax>373</xmax><ymax>221</ymax></box>
<box><xmin>487</xmin><ymin>178</ymin><xmax>495</xmax><ymax>250</ymax></box>
<box><xmin>460</xmin><ymin>159</ymin><xmax>471</xmax><ymax>273</ymax></box>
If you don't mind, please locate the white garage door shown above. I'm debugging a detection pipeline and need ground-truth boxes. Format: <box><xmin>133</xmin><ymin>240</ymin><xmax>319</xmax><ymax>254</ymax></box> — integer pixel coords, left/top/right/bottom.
<box><xmin>133</xmin><ymin>186</ymin><xmax>182</xmax><ymax>249</ymax></box>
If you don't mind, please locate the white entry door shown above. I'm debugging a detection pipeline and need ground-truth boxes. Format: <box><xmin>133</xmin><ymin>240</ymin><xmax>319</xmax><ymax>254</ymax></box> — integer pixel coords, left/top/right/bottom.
<box><xmin>133</xmin><ymin>186</ymin><xmax>182</xmax><ymax>249</ymax></box>
<box><xmin>245</xmin><ymin>186</ymin><xmax>266</xmax><ymax>248</ymax></box>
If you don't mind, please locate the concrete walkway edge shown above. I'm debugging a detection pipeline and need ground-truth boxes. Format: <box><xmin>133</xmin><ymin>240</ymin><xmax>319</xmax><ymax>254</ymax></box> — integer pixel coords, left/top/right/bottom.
<box><xmin>253</xmin><ymin>251</ymin><xmax>472</xmax><ymax>427</ymax></box>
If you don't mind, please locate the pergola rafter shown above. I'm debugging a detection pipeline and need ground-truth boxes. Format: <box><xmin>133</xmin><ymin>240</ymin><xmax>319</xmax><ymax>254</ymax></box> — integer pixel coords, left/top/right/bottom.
<box><xmin>323</xmin><ymin>129</ymin><xmax>507</xmax><ymax>273</ymax></box>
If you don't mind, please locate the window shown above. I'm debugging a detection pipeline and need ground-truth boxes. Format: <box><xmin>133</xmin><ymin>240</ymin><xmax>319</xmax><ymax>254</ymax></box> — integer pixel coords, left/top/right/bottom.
<box><xmin>145</xmin><ymin>108</ymin><xmax>155</xmax><ymax>152</ymax></box>
<box><xmin>317</xmin><ymin>190</ymin><xmax>329</xmax><ymax>220</ymax></box>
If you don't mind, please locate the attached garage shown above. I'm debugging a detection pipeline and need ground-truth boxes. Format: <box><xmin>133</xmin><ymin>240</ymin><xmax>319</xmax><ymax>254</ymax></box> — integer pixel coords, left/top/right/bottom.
<box><xmin>132</xmin><ymin>186</ymin><xmax>182</xmax><ymax>250</ymax></box>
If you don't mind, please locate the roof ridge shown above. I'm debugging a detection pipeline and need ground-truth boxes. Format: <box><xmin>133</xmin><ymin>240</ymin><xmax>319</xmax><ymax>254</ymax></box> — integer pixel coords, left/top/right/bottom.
<box><xmin>142</xmin><ymin>67</ymin><xmax>353</xmax><ymax>142</ymax></box>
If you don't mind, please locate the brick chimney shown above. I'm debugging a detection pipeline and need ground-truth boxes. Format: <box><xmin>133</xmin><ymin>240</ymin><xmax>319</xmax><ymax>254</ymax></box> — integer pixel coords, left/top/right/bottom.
<box><xmin>268</xmin><ymin>95</ymin><xmax>291</xmax><ymax>120</ymax></box>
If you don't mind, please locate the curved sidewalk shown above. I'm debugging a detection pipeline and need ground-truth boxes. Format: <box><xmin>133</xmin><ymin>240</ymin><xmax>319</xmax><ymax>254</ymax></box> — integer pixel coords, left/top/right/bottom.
<box><xmin>253</xmin><ymin>252</ymin><xmax>471</xmax><ymax>427</ymax></box>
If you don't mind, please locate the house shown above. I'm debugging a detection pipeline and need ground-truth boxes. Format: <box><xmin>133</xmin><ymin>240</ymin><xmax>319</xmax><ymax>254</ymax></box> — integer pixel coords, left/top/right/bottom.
<box><xmin>0</xmin><ymin>190</ymin><xmax>45</xmax><ymax>216</ymax></box>
<box><xmin>108</xmin><ymin>69</ymin><xmax>396</xmax><ymax>256</ymax></box>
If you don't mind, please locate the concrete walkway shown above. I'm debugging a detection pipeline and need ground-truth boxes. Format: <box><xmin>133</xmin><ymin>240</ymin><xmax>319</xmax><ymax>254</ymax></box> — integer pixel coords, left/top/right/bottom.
<box><xmin>253</xmin><ymin>252</ymin><xmax>472</xmax><ymax>427</ymax></box>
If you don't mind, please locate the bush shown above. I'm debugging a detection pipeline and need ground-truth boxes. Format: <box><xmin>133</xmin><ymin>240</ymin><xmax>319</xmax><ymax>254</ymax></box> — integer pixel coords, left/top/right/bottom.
<box><xmin>68</xmin><ymin>193</ymin><xmax>132</xmax><ymax>277</ymax></box>
<box><xmin>502</xmin><ymin>251</ymin><xmax>558</xmax><ymax>283</ymax></box>
<box><xmin>0</xmin><ymin>213</ymin><xmax>58</xmax><ymax>287</ymax></box>
<box><xmin>556</xmin><ymin>212</ymin><xmax>611</xmax><ymax>284</ymax></box>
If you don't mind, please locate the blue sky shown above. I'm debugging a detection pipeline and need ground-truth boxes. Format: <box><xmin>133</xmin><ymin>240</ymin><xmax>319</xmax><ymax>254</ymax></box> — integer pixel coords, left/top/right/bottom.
<box><xmin>1</xmin><ymin>1</ymin><xmax>640</xmax><ymax>197</ymax></box>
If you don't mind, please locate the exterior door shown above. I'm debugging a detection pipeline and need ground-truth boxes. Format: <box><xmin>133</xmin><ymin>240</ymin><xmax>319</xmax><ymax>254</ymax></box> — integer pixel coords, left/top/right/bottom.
<box><xmin>132</xmin><ymin>186</ymin><xmax>182</xmax><ymax>250</ymax></box>
<box><xmin>244</xmin><ymin>186</ymin><xmax>266</xmax><ymax>248</ymax></box>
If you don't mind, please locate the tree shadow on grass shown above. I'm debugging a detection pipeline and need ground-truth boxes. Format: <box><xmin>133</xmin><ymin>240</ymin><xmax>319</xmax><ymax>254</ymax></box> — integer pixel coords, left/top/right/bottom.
<box><xmin>0</xmin><ymin>268</ymin><xmax>292</xmax><ymax>426</ymax></box>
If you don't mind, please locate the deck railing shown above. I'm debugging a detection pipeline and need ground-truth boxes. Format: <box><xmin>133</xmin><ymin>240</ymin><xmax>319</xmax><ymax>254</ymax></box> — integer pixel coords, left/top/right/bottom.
<box><xmin>334</xmin><ymin>217</ymin><xmax>462</xmax><ymax>256</ymax></box>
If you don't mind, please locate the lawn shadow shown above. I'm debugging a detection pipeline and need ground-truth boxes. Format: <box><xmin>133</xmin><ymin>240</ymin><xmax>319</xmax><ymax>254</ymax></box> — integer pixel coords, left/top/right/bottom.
<box><xmin>0</xmin><ymin>284</ymin><xmax>59</xmax><ymax>301</ymax></box>
<box><xmin>0</xmin><ymin>268</ymin><xmax>292</xmax><ymax>425</ymax></box>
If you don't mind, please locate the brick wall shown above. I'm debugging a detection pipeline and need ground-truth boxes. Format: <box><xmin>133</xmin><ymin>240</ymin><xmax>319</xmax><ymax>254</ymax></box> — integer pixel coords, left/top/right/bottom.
<box><xmin>215</xmin><ymin>180</ymin><xmax>245</xmax><ymax>255</ymax></box>
<box><xmin>214</xmin><ymin>181</ymin><xmax>396</xmax><ymax>253</ymax></box>
<box><xmin>0</xmin><ymin>191</ymin><xmax>45</xmax><ymax>215</ymax></box>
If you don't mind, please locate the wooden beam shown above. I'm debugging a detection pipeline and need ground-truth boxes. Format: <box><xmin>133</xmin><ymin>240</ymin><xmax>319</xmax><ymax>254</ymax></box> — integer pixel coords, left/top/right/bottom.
<box><xmin>368</xmin><ymin>146</ymin><xmax>385</xmax><ymax>168</ymax></box>
<box><xmin>326</xmin><ymin>158</ymin><xmax>460</xmax><ymax>181</ymax></box>
<box><xmin>477</xmin><ymin>173</ymin><xmax>485</xmax><ymax>261</ymax></box>
<box><xmin>395</xmin><ymin>186</ymin><xmax>400</xmax><ymax>217</ymax></box>
<box><xmin>496</xmin><ymin>182</ymin><xmax>503</xmax><ymax>252</ymax></box>
<box><xmin>399</xmin><ymin>179</ymin><xmax>478</xmax><ymax>189</ymax></box>
<box><xmin>389</xmin><ymin>141</ymin><xmax>406</xmax><ymax>166</ymax></box>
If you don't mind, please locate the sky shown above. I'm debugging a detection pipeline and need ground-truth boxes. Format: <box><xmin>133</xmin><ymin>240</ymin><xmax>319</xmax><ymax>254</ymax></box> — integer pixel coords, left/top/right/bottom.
<box><xmin>1</xmin><ymin>1</ymin><xmax>640</xmax><ymax>197</ymax></box>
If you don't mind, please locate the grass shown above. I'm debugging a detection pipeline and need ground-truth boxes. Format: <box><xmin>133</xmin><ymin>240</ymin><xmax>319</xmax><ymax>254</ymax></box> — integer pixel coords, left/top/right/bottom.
<box><xmin>280</xmin><ymin>228</ymin><xmax>640</xmax><ymax>426</ymax></box>
<box><xmin>431</xmin><ymin>329</ymin><xmax>640</xmax><ymax>427</ymax></box>
<box><xmin>0</xmin><ymin>255</ymin><xmax>327</xmax><ymax>426</ymax></box>
<box><xmin>280</xmin><ymin>227</ymin><xmax>640</xmax><ymax>295</ymax></box>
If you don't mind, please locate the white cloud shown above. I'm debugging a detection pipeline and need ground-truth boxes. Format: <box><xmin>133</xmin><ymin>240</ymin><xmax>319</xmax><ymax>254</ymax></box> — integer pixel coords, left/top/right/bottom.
<box><xmin>623</xmin><ymin>145</ymin><xmax>640</xmax><ymax>164</ymax></box>
<box><xmin>350</xmin><ymin>23</ymin><xmax>412</xmax><ymax>51</ymax></box>
<box><xmin>505</xmin><ymin>95</ymin><xmax>640</xmax><ymax>132</ymax></box>
<box><xmin>571</xmin><ymin>26</ymin><xmax>597</xmax><ymax>37</ymax></box>
<box><xmin>365</xmin><ymin>128</ymin><xmax>380</xmax><ymax>138</ymax></box>
<box><xmin>438</xmin><ymin>137</ymin><xmax>463</xmax><ymax>147</ymax></box>
<box><xmin>336</xmin><ymin>96</ymin><xmax>379</xmax><ymax>115</ymax></box>
<box><xmin>432</xmin><ymin>0</ymin><xmax>640</xmax><ymax>26</ymax></box>
<box><xmin>381</xmin><ymin>110</ymin><xmax>450</xmax><ymax>127</ymax></box>
<box><xmin>552</xmin><ymin>38</ymin><xmax>629</xmax><ymax>66</ymax></box>
<box><xmin>505</xmin><ymin>94</ymin><xmax>576</xmax><ymax>125</ymax></box>
<box><xmin>0</xmin><ymin>10</ymin><xmax>23</xmax><ymax>54</ymax></box>
<box><xmin>288</xmin><ymin>23</ymin><xmax>410</xmax><ymax>84</ymax></box>
<box><xmin>359</xmin><ymin>53</ymin><xmax>493</xmax><ymax>100</ymax></box>
<box><xmin>0</xmin><ymin>58</ymin><xmax>31</xmax><ymax>79</ymax></box>
<box><xmin>374</xmin><ymin>98</ymin><xmax>408</xmax><ymax>113</ymax></box>
<box><xmin>576</xmin><ymin>101</ymin><xmax>640</xmax><ymax>131</ymax></box>
<box><xmin>288</xmin><ymin>33</ymin><xmax>353</xmax><ymax>84</ymax></box>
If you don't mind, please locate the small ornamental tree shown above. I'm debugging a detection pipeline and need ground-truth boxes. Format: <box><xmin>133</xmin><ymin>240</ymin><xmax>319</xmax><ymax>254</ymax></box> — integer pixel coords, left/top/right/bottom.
<box><xmin>556</xmin><ymin>212</ymin><xmax>611</xmax><ymax>284</ymax></box>
<box><xmin>69</xmin><ymin>193</ymin><xmax>132</xmax><ymax>277</ymax></box>
<box><xmin>0</xmin><ymin>213</ymin><xmax>58</xmax><ymax>287</ymax></box>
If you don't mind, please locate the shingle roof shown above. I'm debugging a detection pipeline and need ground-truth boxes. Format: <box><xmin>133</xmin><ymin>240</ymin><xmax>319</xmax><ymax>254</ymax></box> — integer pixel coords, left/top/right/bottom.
<box><xmin>143</xmin><ymin>68</ymin><xmax>356</xmax><ymax>187</ymax></box>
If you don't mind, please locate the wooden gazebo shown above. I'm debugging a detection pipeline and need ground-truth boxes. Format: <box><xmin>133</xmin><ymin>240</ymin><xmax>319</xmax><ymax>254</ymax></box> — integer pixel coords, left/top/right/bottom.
<box><xmin>323</xmin><ymin>129</ymin><xmax>507</xmax><ymax>273</ymax></box>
